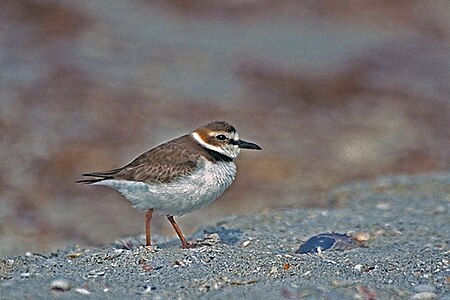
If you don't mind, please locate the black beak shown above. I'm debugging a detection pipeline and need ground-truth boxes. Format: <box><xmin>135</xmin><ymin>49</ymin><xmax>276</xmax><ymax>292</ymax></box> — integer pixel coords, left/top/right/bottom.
<box><xmin>238</xmin><ymin>140</ymin><xmax>262</xmax><ymax>150</ymax></box>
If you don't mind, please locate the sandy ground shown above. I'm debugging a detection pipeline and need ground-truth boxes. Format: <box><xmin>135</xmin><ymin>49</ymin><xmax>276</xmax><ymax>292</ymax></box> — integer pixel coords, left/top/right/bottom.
<box><xmin>1</xmin><ymin>173</ymin><xmax>448</xmax><ymax>299</ymax></box>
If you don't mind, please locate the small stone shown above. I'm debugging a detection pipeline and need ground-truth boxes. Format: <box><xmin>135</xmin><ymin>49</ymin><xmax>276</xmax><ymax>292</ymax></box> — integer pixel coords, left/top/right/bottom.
<box><xmin>51</xmin><ymin>279</ymin><xmax>71</xmax><ymax>292</ymax></box>
<box><xmin>354</xmin><ymin>264</ymin><xmax>363</xmax><ymax>271</ymax></box>
<box><xmin>173</xmin><ymin>260</ymin><xmax>186</xmax><ymax>267</ymax></box>
<box><xmin>432</xmin><ymin>206</ymin><xmax>446</xmax><ymax>214</ymax></box>
<box><xmin>241</xmin><ymin>240</ymin><xmax>251</xmax><ymax>247</ymax></box>
<box><xmin>269</xmin><ymin>266</ymin><xmax>278</xmax><ymax>276</ymax></box>
<box><xmin>141</xmin><ymin>263</ymin><xmax>154</xmax><ymax>272</ymax></box>
<box><xmin>87</xmin><ymin>269</ymin><xmax>105</xmax><ymax>278</ymax></box>
<box><xmin>201</xmin><ymin>233</ymin><xmax>220</xmax><ymax>245</ymax></box>
<box><xmin>143</xmin><ymin>285</ymin><xmax>157</xmax><ymax>293</ymax></box>
<box><xmin>352</xmin><ymin>231</ymin><xmax>371</xmax><ymax>242</ymax></box>
<box><xmin>411</xmin><ymin>292</ymin><xmax>438</xmax><ymax>299</ymax></box>
<box><xmin>75</xmin><ymin>288</ymin><xmax>90</xmax><ymax>295</ymax></box>
<box><xmin>66</xmin><ymin>252</ymin><xmax>82</xmax><ymax>259</ymax></box>
<box><xmin>296</xmin><ymin>233</ymin><xmax>361</xmax><ymax>254</ymax></box>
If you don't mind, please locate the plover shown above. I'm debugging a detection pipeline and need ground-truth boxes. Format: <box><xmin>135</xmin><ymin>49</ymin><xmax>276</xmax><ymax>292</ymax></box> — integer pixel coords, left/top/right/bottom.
<box><xmin>78</xmin><ymin>121</ymin><xmax>261</xmax><ymax>248</ymax></box>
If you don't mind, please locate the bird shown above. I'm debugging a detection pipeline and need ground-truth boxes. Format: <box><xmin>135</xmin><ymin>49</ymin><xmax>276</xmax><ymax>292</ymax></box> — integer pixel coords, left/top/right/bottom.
<box><xmin>77</xmin><ymin>121</ymin><xmax>261</xmax><ymax>249</ymax></box>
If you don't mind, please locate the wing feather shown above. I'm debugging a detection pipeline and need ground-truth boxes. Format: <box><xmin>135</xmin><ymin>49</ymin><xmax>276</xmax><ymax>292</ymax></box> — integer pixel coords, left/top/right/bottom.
<box><xmin>77</xmin><ymin>135</ymin><xmax>202</xmax><ymax>184</ymax></box>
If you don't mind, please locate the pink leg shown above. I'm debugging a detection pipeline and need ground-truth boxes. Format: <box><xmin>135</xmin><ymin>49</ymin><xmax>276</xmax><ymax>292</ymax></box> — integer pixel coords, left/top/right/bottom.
<box><xmin>145</xmin><ymin>209</ymin><xmax>153</xmax><ymax>246</ymax></box>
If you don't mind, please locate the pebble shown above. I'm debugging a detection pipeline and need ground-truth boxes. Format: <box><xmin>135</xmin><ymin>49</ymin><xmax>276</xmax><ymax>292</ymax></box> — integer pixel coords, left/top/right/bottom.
<box><xmin>75</xmin><ymin>288</ymin><xmax>90</xmax><ymax>295</ymax></box>
<box><xmin>144</xmin><ymin>285</ymin><xmax>157</xmax><ymax>293</ymax></box>
<box><xmin>87</xmin><ymin>269</ymin><xmax>106</xmax><ymax>278</ymax></box>
<box><xmin>296</xmin><ymin>233</ymin><xmax>361</xmax><ymax>254</ymax></box>
<box><xmin>50</xmin><ymin>279</ymin><xmax>71</xmax><ymax>292</ymax></box>
<box><xmin>200</xmin><ymin>233</ymin><xmax>220</xmax><ymax>245</ymax></box>
<box><xmin>269</xmin><ymin>266</ymin><xmax>278</xmax><ymax>276</ymax></box>
<box><xmin>410</xmin><ymin>292</ymin><xmax>438</xmax><ymax>299</ymax></box>
<box><xmin>352</xmin><ymin>231</ymin><xmax>371</xmax><ymax>242</ymax></box>
<box><xmin>241</xmin><ymin>240</ymin><xmax>251</xmax><ymax>247</ymax></box>
<box><xmin>66</xmin><ymin>252</ymin><xmax>83</xmax><ymax>259</ymax></box>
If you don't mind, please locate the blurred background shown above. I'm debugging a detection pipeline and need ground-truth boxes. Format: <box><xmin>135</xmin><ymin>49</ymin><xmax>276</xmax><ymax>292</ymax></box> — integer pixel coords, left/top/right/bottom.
<box><xmin>0</xmin><ymin>0</ymin><xmax>449</xmax><ymax>256</ymax></box>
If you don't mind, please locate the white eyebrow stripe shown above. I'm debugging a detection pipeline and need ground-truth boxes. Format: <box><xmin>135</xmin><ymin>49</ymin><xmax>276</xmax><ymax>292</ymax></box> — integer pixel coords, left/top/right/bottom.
<box><xmin>191</xmin><ymin>132</ymin><xmax>208</xmax><ymax>147</ymax></box>
<box><xmin>191</xmin><ymin>132</ymin><xmax>229</xmax><ymax>157</ymax></box>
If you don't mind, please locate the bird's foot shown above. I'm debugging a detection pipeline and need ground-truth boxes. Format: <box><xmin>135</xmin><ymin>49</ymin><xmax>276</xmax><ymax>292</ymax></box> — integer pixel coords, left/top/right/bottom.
<box><xmin>181</xmin><ymin>241</ymin><xmax>197</xmax><ymax>249</ymax></box>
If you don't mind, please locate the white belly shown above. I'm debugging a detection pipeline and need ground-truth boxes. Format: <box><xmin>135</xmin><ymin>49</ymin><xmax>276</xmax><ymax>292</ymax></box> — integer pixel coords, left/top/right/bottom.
<box><xmin>94</xmin><ymin>160</ymin><xmax>236</xmax><ymax>215</ymax></box>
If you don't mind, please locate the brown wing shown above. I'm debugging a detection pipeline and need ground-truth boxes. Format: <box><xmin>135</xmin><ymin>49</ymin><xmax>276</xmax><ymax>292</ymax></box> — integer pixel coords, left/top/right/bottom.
<box><xmin>78</xmin><ymin>135</ymin><xmax>203</xmax><ymax>184</ymax></box>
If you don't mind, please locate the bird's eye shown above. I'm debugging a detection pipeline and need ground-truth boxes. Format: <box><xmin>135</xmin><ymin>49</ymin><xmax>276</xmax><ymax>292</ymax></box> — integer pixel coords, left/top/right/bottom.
<box><xmin>216</xmin><ymin>134</ymin><xmax>227</xmax><ymax>140</ymax></box>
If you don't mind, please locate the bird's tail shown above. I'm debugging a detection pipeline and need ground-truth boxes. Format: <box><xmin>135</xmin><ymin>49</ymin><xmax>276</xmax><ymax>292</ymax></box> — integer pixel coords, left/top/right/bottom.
<box><xmin>76</xmin><ymin>168</ymin><xmax>121</xmax><ymax>184</ymax></box>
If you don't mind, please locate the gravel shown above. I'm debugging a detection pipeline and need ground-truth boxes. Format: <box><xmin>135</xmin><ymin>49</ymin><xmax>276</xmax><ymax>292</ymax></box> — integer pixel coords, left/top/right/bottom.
<box><xmin>1</xmin><ymin>173</ymin><xmax>449</xmax><ymax>299</ymax></box>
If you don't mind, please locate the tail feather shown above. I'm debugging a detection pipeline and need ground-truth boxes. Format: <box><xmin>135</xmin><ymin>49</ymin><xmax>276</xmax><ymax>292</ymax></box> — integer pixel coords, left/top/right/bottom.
<box><xmin>76</xmin><ymin>168</ymin><xmax>121</xmax><ymax>184</ymax></box>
